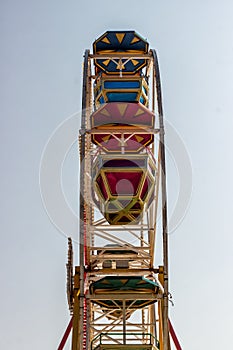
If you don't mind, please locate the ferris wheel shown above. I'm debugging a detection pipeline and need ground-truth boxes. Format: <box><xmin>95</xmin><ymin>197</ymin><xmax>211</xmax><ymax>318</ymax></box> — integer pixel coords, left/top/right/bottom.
<box><xmin>58</xmin><ymin>31</ymin><xmax>182</xmax><ymax>350</ymax></box>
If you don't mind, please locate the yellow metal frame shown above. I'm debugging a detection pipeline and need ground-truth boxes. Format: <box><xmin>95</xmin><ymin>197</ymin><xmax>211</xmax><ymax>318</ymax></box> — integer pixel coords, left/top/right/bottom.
<box><xmin>91</xmin><ymin>130</ymin><xmax>154</xmax><ymax>154</ymax></box>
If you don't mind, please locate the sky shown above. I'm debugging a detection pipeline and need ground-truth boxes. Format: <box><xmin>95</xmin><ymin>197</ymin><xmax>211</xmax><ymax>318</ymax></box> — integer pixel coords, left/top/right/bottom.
<box><xmin>1</xmin><ymin>0</ymin><xmax>233</xmax><ymax>349</ymax></box>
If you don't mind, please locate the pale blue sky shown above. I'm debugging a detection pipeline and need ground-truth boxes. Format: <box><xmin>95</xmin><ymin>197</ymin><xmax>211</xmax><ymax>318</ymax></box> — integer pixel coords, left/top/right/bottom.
<box><xmin>1</xmin><ymin>0</ymin><xmax>233</xmax><ymax>349</ymax></box>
